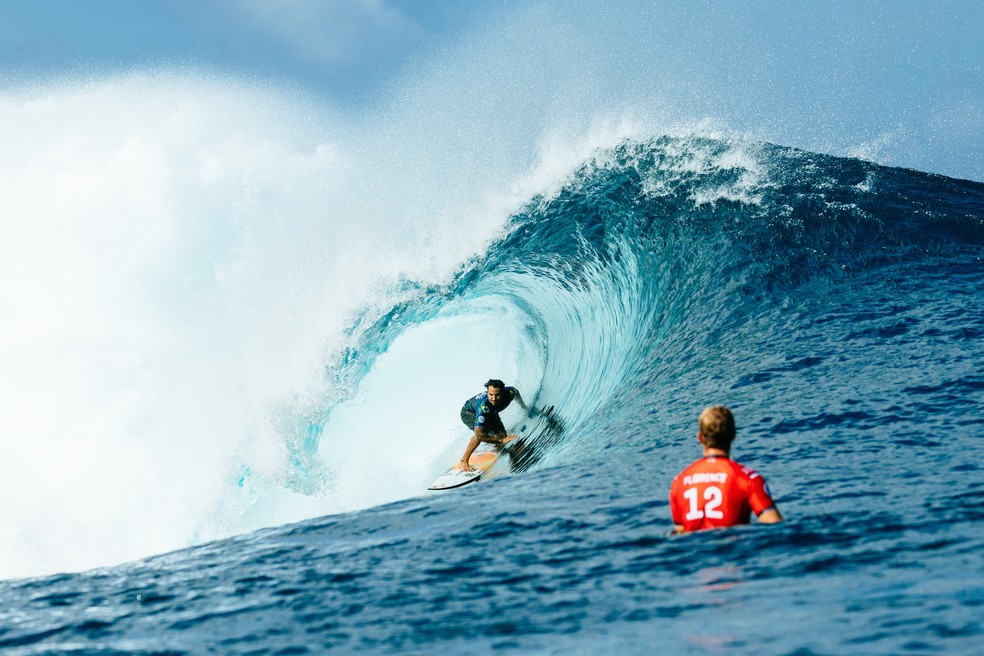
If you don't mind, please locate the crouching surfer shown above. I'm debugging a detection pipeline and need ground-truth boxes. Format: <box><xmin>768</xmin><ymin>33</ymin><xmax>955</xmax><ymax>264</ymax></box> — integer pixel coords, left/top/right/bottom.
<box><xmin>456</xmin><ymin>379</ymin><xmax>527</xmax><ymax>472</ymax></box>
<box><xmin>669</xmin><ymin>405</ymin><xmax>783</xmax><ymax>533</ymax></box>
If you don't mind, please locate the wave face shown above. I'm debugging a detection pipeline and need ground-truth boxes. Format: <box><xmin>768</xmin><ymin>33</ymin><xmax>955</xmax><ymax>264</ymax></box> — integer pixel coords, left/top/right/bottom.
<box><xmin>3</xmin><ymin>133</ymin><xmax>982</xmax><ymax>653</ymax></box>
<box><xmin>336</xmin><ymin>134</ymin><xmax>984</xmax><ymax>470</ymax></box>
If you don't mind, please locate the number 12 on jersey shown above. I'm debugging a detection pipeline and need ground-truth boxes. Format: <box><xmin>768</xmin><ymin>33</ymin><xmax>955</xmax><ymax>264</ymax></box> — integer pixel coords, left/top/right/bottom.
<box><xmin>683</xmin><ymin>486</ymin><xmax>724</xmax><ymax>521</ymax></box>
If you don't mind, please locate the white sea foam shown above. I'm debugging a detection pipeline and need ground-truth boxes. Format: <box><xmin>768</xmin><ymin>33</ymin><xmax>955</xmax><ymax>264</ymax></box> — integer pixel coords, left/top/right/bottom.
<box><xmin>0</xmin><ymin>71</ymin><xmax>553</xmax><ymax>579</ymax></box>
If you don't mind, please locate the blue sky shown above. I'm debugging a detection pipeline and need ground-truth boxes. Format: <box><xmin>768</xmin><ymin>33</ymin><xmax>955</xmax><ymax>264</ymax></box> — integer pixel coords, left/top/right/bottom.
<box><xmin>1</xmin><ymin>0</ymin><xmax>982</xmax><ymax>180</ymax></box>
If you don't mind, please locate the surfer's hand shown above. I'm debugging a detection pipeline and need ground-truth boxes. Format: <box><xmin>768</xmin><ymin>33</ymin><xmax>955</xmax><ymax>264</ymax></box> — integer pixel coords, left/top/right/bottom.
<box><xmin>457</xmin><ymin>461</ymin><xmax>475</xmax><ymax>472</ymax></box>
<box><xmin>501</xmin><ymin>434</ymin><xmax>518</xmax><ymax>444</ymax></box>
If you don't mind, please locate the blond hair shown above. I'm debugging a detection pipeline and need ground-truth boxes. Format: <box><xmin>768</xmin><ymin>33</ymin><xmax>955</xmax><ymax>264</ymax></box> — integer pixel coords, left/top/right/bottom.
<box><xmin>699</xmin><ymin>405</ymin><xmax>736</xmax><ymax>450</ymax></box>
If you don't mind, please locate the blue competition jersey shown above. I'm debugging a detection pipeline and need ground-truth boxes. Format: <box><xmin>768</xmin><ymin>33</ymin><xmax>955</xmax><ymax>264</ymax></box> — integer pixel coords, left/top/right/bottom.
<box><xmin>463</xmin><ymin>387</ymin><xmax>520</xmax><ymax>429</ymax></box>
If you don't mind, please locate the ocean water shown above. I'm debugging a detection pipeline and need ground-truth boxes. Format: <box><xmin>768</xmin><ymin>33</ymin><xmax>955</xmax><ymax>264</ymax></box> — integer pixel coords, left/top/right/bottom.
<box><xmin>1</xmin><ymin>83</ymin><xmax>983</xmax><ymax>653</ymax></box>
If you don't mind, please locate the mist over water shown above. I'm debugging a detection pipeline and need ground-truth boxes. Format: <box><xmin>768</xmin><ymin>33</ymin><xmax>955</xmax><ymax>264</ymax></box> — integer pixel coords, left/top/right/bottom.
<box><xmin>0</xmin><ymin>71</ymin><xmax>530</xmax><ymax>578</ymax></box>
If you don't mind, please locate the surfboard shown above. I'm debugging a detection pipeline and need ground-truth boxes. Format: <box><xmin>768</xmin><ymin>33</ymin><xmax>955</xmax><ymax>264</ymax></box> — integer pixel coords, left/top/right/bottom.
<box><xmin>427</xmin><ymin>451</ymin><xmax>498</xmax><ymax>491</ymax></box>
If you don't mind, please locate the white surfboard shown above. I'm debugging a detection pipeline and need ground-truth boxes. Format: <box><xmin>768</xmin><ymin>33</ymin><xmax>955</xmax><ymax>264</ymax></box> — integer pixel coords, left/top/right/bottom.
<box><xmin>427</xmin><ymin>467</ymin><xmax>484</xmax><ymax>490</ymax></box>
<box><xmin>427</xmin><ymin>450</ymin><xmax>499</xmax><ymax>491</ymax></box>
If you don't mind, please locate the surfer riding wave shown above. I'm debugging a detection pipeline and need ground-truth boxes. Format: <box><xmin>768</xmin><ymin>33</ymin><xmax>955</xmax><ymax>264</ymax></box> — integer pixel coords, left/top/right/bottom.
<box><xmin>456</xmin><ymin>379</ymin><xmax>527</xmax><ymax>471</ymax></box>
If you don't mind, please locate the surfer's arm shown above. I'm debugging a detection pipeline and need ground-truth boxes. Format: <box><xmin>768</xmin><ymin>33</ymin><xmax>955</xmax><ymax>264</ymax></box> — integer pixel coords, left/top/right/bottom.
<box><xmin>749</xmin><ymin>476</ymin><xmax>783</xmax><ymax>524</ymax></box>
<box><xmin>492</xmin><ymin>431</ymin><xmax>519</xmax><ymax>446</ymax></box>
<box><xmin>757</xmin><ymin>507</ymin><xmax>783</xmax><ymax>524</ymax></box>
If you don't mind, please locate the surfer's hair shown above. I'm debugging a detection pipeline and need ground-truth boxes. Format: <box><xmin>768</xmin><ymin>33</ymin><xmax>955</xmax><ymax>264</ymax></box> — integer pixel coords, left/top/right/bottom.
<box><xmin>485</xmin><ymin>379</ymin><xmax>506</xmax><ymax>390</ymax></box>
<box><xmin>699</xmin><ymin>405</ymin><xmax>736</xmax><ymax>450</ymax></box>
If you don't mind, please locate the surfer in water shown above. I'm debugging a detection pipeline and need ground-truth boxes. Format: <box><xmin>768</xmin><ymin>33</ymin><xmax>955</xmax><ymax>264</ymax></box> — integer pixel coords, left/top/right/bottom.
<box><xmin>456</xmin><ymin>379</ymin><xmax>527</xmax><ymax>471</ymax></box>
<box><xmin>669</xmin><ymin>405</ymin><xmax>783</xmax><ymax>533</ymax></box>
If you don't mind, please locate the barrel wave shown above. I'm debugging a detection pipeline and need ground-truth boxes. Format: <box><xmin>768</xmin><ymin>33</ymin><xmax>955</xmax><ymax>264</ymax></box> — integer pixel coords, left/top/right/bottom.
<box><xmin>2</xmin><ymin>134</ymin><xmax>982</xmax><ymax>654</ymax></box>
<box><xmin>328</xmin><ymin>135</ymin><xmax>983</xmax><ymax>472</ymax></box>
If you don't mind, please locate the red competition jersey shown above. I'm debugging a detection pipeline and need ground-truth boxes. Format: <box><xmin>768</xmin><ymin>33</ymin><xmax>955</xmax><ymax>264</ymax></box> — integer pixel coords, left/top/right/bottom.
<box><xmin>669</xmin><ymin>456</ymin><xmax>776</xmax><ymax>533</ymax></box>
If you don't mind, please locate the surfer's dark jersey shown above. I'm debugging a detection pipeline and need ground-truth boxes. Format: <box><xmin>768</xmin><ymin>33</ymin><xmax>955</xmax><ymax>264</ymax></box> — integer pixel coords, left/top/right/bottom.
<box><xmin>461</xmin><ymin>387</ymin><xmax>521</xmax><ymax>431</ymax></box>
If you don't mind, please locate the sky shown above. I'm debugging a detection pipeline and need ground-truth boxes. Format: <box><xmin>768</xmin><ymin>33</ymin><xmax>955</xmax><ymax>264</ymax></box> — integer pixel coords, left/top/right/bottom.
<box><xmin>0</xmin><ymin>0</ymin><xmax>492</xmax><ymax>103</ymax></box>
<box><xmin>1</xmin><ymin>0</ymin><xmax>981</xmax><ymax>181</ymax></box>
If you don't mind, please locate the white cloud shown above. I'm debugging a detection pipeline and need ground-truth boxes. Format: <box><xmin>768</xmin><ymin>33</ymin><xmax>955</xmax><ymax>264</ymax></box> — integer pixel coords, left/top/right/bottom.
<box><xmin>223</xmin><ymin>0</ymin><xmax>423</xmax><ymax>69</ymax></box>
